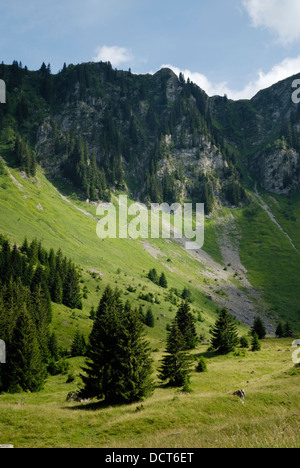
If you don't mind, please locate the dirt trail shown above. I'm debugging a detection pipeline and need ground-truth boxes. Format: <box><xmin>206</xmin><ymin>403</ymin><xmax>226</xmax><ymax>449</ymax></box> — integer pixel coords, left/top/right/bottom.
<box><xmin>0</xmin><ymin>156</ymin><xmax>24</xmax><ymax>190</ymax></box>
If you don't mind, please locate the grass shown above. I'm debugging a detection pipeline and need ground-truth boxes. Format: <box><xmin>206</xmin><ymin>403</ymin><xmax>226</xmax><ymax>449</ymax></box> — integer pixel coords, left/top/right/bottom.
<box><xmin>235</xmin><ymin>200</ymin><xmax>300</xmax><ymax>330</ymax></box>
<box><xmin>0</xmin><ymin>154</ymin><xmax>300</xmax><ymax>448</ymax></box>
<box><xmin>0</xmin><ymin>339</ymin><xmax>299</xmax><ymax>448</ymax></box>
<box><xmin>0</xmin><ymin>158</ymin><xmax>248</xmax><ymax>348</ymax></box>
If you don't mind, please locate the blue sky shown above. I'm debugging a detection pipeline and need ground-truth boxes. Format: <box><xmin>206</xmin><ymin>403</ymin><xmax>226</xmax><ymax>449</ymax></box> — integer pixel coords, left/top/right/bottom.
<box><xmin>1</xmin><ymin>0</ymin><xmax>300</xmax><ymax>99</ymax></box>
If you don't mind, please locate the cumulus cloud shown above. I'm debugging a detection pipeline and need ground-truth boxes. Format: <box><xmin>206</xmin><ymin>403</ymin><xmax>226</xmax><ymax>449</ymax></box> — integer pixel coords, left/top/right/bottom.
<box><xmin>242</xmin><ymin>0</ymin><xmax>300</xmax><ymax>45</ymax></box>
<box><xmin>162</xmin><ymin>56</ymin><xmax>300</xmax><ymax>100</ymax></box>
<box><xmin>93</xmin><ymin>45</ymin><xmax>133</xmax><ymax>67</ymax></box>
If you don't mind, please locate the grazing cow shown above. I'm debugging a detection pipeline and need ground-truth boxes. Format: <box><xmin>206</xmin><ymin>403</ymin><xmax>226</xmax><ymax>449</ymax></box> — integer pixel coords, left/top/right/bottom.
<box><xmin>233</xmin><ymin>389</ymin><xmax>246</xmax><ymax>400</ymax></box>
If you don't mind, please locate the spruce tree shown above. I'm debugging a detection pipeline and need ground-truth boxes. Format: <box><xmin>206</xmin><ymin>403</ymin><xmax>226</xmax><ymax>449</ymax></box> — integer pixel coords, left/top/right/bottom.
<box><xmin>251</xmin><ymin>316</ymin><xmax>266</xmax><ymax>340</ymax></box>
<box><xmin>251</xmin><ymin>333</ymin><xmax>261</xmax><ymax>352</ymax></box>
<box><xmin>159</xmin><ymin>272</ymin><xmax>168</xmax><ymax>289</ymax></box>
<box><xmin>275</xmin><ymin>322</ymin><xmax>284</xmax><ymax>338</ymax></box>
<box><xmin>80</xmin><ymin>286</ymin><xmax>153</xmax><ymax>404</ymax></box>
<box><xmin>176</xmin><ymin>300</ymin><xmax>198</xmax><ymax>350</ymax></box>
<box><xmin>71</xmin><ymin>331</ymin><xmax>87</xmax><ymax>357</ymax></box>
<box><xmin>63</xmin><ymin>261</ymin><xmax>82</xmax><ymax>310</ymax></box>
<box><xmin>110</xmin><ymin>305</ymin><xmax>154</xmax><ymax>404</ymax></box>
<box><xmin>210</xmin><ymin>308</ymin><xmax>239</xmax><ymax>355</ymax></box>
<box><xmin>5</xmin><ymin>305</ymin><xmax>47</xmax><ymax>393</ymax></box>
<box><xmin>158</xmin><ymin>320</ymin><xmax>193</xmax><ymax>387</ymax></box>
<box><xmin>145</xmin><ymin>308</ymin><xmax>155</xmax><ymax>328</ymax></box>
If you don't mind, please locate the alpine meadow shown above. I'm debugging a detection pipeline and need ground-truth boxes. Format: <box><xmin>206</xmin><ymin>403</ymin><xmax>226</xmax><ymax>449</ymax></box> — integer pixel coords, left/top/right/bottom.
<box><xmin>0</xmin><ymin>57</ymin><xmax>299</xmax><ymax>450</ymax></box>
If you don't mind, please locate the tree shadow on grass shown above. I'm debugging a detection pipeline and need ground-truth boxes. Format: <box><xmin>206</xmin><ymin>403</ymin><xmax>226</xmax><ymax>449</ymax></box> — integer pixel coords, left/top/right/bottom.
<box><xmin>193</xmin><ymin>349</ymin><xmax>219</xmax><ymax>360</ymax></box>
<box><xmin>63</xmin><ymin>399</ymin><xmax>126</xmax><ymax>411</ymax></box>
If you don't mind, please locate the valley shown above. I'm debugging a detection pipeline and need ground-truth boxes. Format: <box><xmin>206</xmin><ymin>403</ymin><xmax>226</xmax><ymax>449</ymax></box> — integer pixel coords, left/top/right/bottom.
<box><xmin>0</xmin><ymin>62</ymin><xmax>299</xmax><ymax>448</ymax></box>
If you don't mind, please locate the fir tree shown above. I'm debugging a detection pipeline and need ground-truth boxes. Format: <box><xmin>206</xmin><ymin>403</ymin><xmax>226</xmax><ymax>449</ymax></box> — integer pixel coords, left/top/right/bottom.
<box><xmin>251</xmin><ymin>333</ymin><xmax>261</xmax><ymax>352</ymax></box>
<box><xmin>80</xmin><ymin>286</ymin><xmax>153</xmax><ymax>404</ymax></box>
<box><xmin>145</xmin><ymin>308</ymin><xmax>155</xmax><ymax>328</ymax></box>
<box><xmin>210</xmin><ymin>308</ymin><xmax>239</xmax><ymax>355</ymax></box>
<box><xmin>283</xmin><ymin>322</ymin><xmax>294</xmax><ymax>338</ymax></box>
<box><xmin>158</xmin><ymin>320</ymin><xmax>193</xmax><ymax>387</ymax></box>
<box><xmin>48</xmin><ymin>332</ymin><xmax>59</xmax><ymax>361</ymax></box>
<box><xmin>71</xmin><ymin>331</ymin><xmax>87</xmax><ymax>357</ymax></box>
<box><xmin>159</xmin><ymin>272</ymin><xmax>168</xmax><ymax>289</ymax></box>
<box><xmin>275</xmin><ymin>322</ymin><xmax>284</xmax><ymax>338</ymax></box>
<box><xmin>251</xmin><ymin>316</ymin><xmax>266</xmax><ymax>340</ymax></box>
<box><xmin>63</xmin><ymin>261</ymin><xmax>82</xmax><ymax>310</ymax></box>
<box><xmin>176</xmin><ymin>301</ymin><xmax>198</xmax><ymax>350</ymax></box>
<box><xmin>4</xmin><ymin>305</ymin><xmax>47</xmax><ymax>393</ymax></box>
<box><xmin>110</xmin><ymin>304</ymin><xmax>154</xmax><ymax>404</ymax></box>
<box><xmin>147</xmin><ymin>268</ymin><xmax>159</xmax><ymax>284</ymax></box>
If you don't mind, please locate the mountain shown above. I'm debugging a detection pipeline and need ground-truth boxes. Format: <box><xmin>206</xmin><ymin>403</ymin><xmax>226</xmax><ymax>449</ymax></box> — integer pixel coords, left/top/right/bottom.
<box><xmin>0</xmin><ymin>60</ymin><xmax>299</xmax><ymax>335</ymax></box>
<box><xmin>0</xmin><ymin>60</ymin><xmax>300</xmax><ymax>449</ymax></box>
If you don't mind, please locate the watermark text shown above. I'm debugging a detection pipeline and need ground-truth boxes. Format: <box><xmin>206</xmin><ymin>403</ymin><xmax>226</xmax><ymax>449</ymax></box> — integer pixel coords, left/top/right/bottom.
<box><xmin>96</xmin><ymin>196</ymin><xmax>204</xmax><ymax>250</ymax></box>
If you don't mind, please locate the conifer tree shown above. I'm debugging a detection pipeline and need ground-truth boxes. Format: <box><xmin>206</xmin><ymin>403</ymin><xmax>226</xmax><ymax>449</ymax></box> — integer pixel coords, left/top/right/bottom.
<box><xmin>158</xmin><ymin>320</ymin><xmax>193</xmax><ymax>387</ymax></box>
<box><xmin>176</xmin><ymin>300</ymin><xmax>198</xmax><ymax>350</ymax></box>
<box><xmin>147</xmin><ymin>268</ymin><xmax>159</xmax><ymax>284</ymax></box>
<box><xmin>4</xmin><ymin>305</ymin><xmax>47</xmax><ymax>393</ymax></box>
<box><xmin>80</xmin><ymin>286</ymin><xmax>153</xmax><ymax>404</ymax></box>
<box><xmin>71</xmin><ymin>331</ymin><xmax>87</xmax><ymax>357</ymax></box>
<box><xmin>145</xmin><ymin>308</ymin><xmax>155</xmax><ymax>328</ymax></box>
<box><xmin>210</xmin><ymin>308</ymin><xmax>239</xmax><ymax>355</ymax></box>
<box><xmin>110</xmin><ymin>304</ymin><xmax>154</xmax><ymax>404</ymax></box>
<box><xmin>275</xmin><ymin>322</ymin><xmax>284</xmax><ymax>338</ymax></box>
<box><xmin>48</xmin><ymin>332</ymin><xmax>59</xmax><ymax>361</ymax></box>
<box><xmin>251</xmin><ymin>333</ymin><xmax>261</xmax><ymax>352</ymax></box>
<box><xmin>63</xmin><ymin>261</ymin><xmax>82</xmax><ymax>310</ymax></box>
<box><xmin>251</xmin><ymin>316</ymin><xmax>266</xmax><ymax>340</ymax></box>
<box><xmin>159</xmin><ymin>272</ymin><xmax>168</xmax><ymax>289</ymax></box>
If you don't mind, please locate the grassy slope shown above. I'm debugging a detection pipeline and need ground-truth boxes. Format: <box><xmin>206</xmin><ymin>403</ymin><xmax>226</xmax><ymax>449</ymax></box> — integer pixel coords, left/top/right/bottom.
<box><xmin>0</xmin><ymin>339</ymin><xmax>299</xmax><ymax>448</ymax></box>
<box><xmin>0</xmin><ymin>157</ymin><xmax>228</xmax><ymax>347</ymax></box>
<box><xmin>0</xmin><ymin>157</ymin><xmax>299</xmax><ymax>448</ymax></box>
<box><xmin>235</xmin><ymin>196</ymin><xmax>300</xmax><ymax>329</ymax></box>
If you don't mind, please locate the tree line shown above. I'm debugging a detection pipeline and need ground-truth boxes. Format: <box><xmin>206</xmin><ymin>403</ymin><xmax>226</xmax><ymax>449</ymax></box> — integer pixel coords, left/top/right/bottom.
<box><xmin>0</xmin><ymin>235</ymin><xmax>82</xmax><ymax>393</ymax></box>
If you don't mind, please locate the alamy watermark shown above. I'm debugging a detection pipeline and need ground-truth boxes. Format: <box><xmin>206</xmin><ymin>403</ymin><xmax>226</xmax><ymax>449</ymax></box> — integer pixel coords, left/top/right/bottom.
<box><xmin>291</xmin><ymin>79</ymin><xmax>300</xmax><ymax>104</ymax></box>
<box><xmin>96</xmin><ymin>195</ymin><xmax>204</xmax><ymax>250</ymax></box>
<box><xmin>0</xmin><ymin>79</ymin><xmax>6</xmax><ymax>104</ymax></box>
<box><xmin>0</xmin><ymin>340</ymin><xmax>6</xmax><ymax>364</ymax></box>
<box><xmin>292</xmin><ymin>339</ymin><xmax>300</xmax><ymax>365</ymax></box>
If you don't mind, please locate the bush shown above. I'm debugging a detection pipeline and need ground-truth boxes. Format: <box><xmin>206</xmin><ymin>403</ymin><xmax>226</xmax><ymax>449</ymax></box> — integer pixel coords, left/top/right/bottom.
<box><xmin>196</xmin><ymin>356</ymin><xmax>207</xmax><ymax>373</ymax></box>
<box><xmin>47</xmin><ymin>357</ymin><xmax>70</xmax><ymax>376</ymax></box>
<box><xmin>240</xmin><ymin>336</ymin><xmax>249</xmax><ymax>348</ymax></box>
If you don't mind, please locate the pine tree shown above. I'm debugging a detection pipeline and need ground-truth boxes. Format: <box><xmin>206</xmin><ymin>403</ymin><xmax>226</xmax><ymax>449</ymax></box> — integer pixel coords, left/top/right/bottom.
<box><xmin>210</xmin><ymin>308</ymin><xmax>239</xmax><ymax>355</ymax></box>
<box><xmin>176</xmin><ymin>301</ymin><xmax>198</xmax><ymax>350</ymax></box>
<box><xmin>4</xmin><ymin>305</ymin><xmax>47</xmax><ymax>393</ymax></box>
<box><xmin>110</xmin><ymin>305</ymin><xmax>154</xmax><ymax>404</ymax></box>
<box><xmin>251</xmin><ymin>333</ymin><xmax>261</xmax><ymax>352</ymax></box>
<box><xmin>159</xmin><ymin>272</ymin><xmax>168</xmax><ymax>289</ymax></box>
<box><xmin>147</xmin><ymin>268</ymin><xmax>159</xmax><ymax>284</ymax></box>
<box><xmin>80</xmin><ymin>286</ymin><xmax>153</xmax><ymax>404</ymax></box>
<box><xmin>283</xmin><ymin>322</ymin><xmax>294</xmax><ymax>338</ymax></box>
<box><xmin>71</xmin><ymin>331</ymin><xmax>87</xmax><ymax>357</ymax></box>
<box><xmin>48</xmin><ymin>332</ymin><xmax>59</xmax><ymax>361</ymax></box>
<box><xmin>251</xmin><ymin>316</ymin><xmax>266</xmax><ymax>340</ymax></box>
<box><xmin>275</xmin><ymin>322</ymin><xmax>284</xmax><ymax>338</ymax></box>
<box><xmin>158</xmin><ymin>320</ymin><xmax>193</xmax><ymax>387</ymax></box>
<box><xmin>63</xmin><ymin>261</ymin><xmax>82</xmax><ymax>310</ymax></box>
<box><xmin>145</xmin><ymin>308</ymin><xmax>155</xmax><ymax>328</ymax></box>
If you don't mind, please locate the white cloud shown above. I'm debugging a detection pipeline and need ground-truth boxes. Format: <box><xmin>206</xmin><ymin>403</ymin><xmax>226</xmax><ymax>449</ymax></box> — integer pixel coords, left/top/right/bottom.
<box><xmin>162</xmin><ymin>56</ymin><xmax>300</xmax><ymax>100</ymax></box>
<box><xmin>242</xmin><ymin>0</ymin><xmax>300</xmax><ymax>45</ymax></box>
<box><xmin>93</xmin><ymin>45</ymin><xmax>133</xmax><ymax>67</ymax></box>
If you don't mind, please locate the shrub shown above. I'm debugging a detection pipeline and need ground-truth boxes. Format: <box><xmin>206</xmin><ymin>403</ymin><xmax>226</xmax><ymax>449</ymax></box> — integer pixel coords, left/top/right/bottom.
<box><xmin>196</xmin><ymin>356</ymin><xmax>207</xmax><ymax>373</ymax></box>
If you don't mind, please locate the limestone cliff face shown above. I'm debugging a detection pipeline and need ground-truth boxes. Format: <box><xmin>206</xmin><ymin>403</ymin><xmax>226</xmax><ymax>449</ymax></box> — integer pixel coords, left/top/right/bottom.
<box><xmin>250</xmin><ymin>145</ymin><xmax>300</xmax><ymax>194</ymax></box>
<box><xmin>211</xmin><ymin>72</ymin><xmax>300</xmax><ymax>195</ymax></box>
<box><xmin>3</xmin><ymin>60</ymin><xmax>300</xmax><ymax>204</ymax></box>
